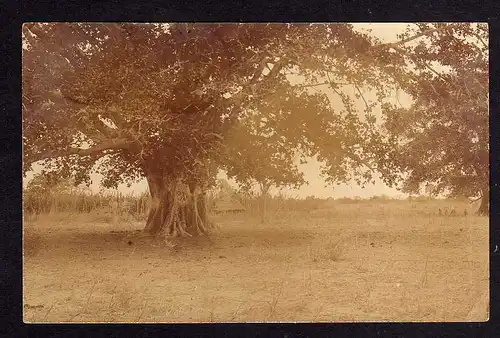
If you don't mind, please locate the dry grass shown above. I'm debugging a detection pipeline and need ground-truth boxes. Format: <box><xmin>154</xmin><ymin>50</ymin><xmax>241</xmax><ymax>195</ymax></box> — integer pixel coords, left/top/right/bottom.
<box><xmin>23</xmin><ymin>198</ymin><xmax>489</xmax><ymax>323</ymax></box>
<box><xmin>23</xmin><ymin>190</ymin><xmax>149</xmax><ymax>216</ymax></box>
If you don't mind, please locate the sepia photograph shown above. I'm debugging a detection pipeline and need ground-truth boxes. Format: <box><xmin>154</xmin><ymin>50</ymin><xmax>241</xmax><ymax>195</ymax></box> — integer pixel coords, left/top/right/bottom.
<box><xmin>22</xmin><ymin>22</ymin><xmax>489</xmax><ymax>323</ymax></box>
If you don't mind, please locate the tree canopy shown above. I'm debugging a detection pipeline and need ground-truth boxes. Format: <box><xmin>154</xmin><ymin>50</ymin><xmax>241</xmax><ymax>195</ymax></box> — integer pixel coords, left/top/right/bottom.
<box><xmin>22</xmin><ymin>23</ymin><xmax>401</xmax><ymax>187</ymax></box>
<box><xmin>373</xmin><ymin>23</ymin><xmax>489</xmax><ymax>213</ymax></box>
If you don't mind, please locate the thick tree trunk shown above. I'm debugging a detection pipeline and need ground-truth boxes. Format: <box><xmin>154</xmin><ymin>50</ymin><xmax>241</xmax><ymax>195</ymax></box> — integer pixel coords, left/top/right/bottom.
<box><xmin>259</xmin><ymin>182</ymin><xmax>271</xmax><ymax>224</ymax></box>
<box><xmin>143</xmin><ymin>173</ymin><xmax>214</xmax><ymax>237</ymax></box>
<box><xmin>477</xmin><ymin>188</ymin><xmax>489</xmax><ymax>216</ymax></box>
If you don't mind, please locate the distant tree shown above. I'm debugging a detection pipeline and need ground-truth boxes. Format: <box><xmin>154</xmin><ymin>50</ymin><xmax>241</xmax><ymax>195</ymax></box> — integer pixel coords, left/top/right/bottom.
<box><xmin>424</xmin><ymin>183</ymin><xmax>437</xmax><ymax>198</ymax></box>
<box><xmin>222</xmin><ymin>121</ymin><xmax>306</xmax><ymax>196</ymax></box>
<box><xmin>220</xmin><ymin>109</ymin><xmax>307</xmax><ymax>221</ymax></box>
<box><xmin>214</xmin><ymin>178</ymin><xmax>236</xmax><ymax>196</ymax></box>
<box><xmin>372</xmin><ymin>23</ymin><xmax>489</xmax><ymax>215</ymax></box>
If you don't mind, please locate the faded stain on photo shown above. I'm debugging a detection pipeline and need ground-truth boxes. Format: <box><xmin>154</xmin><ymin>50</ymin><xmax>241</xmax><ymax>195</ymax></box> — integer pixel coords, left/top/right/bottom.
<box><xmin>22</xmin><ymin>22</ymin><xmax>489</xmax><ymax>323</ymax></box>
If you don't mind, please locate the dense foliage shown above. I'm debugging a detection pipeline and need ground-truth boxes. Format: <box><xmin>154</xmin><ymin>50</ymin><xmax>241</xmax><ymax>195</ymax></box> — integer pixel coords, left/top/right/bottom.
<box><xmin>374</xmin><ymin>23</ymin><xmax>489</xmax><ymax>214</ymax></box>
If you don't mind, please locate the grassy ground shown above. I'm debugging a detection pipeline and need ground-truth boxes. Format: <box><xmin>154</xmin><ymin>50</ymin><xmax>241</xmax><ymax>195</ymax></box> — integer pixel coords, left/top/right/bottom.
<box><xmin>23</xmin><ymin>199</ymin><xmax>489</xmax><ymax>323</ymax></box>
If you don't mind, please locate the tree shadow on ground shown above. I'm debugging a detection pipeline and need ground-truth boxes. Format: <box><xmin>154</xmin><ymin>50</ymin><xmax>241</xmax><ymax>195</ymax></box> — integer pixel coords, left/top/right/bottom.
<box><xmin>23</xmin><ymin>221</ymin><xmax>317</xmax><ymax>263</ymax></box>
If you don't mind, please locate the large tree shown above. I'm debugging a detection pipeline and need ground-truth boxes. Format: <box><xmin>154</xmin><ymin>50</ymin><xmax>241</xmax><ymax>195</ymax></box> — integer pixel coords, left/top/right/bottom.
<box><xmin>24</xmin><ymin>23</ymin><xmax>402</xmax><ymax>237</ymax></box>
<box><xmin>24</xmin><ymin>23</ymin><xmax>487</xmax><ymax>238</ymax></box>
<box><xmin>371</xmin><ymin>23</ymin><xmax>489</xmax><ymax>215</ymax></box>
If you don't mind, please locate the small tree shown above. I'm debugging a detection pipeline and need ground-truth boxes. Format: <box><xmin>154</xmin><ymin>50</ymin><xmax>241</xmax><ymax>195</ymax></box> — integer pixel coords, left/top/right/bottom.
<box><xmin>221</xmin><ymin>119</ymin><xmax>306</xmax><ymax>221</ymax></box>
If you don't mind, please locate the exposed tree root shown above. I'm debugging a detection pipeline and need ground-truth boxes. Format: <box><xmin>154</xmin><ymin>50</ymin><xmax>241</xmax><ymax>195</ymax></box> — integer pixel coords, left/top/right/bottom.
<box><xmin>144</xmin><ymin>176</ymin><xmax>215</xmax><ymax>237</ymax></box>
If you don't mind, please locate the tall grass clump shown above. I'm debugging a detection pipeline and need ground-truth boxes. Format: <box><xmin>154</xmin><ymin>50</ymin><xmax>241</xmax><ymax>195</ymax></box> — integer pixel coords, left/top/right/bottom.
<box><xmin>23</xmin><ymin>174</ymin><xmax>150</xmax><ymax>219</ymax></box>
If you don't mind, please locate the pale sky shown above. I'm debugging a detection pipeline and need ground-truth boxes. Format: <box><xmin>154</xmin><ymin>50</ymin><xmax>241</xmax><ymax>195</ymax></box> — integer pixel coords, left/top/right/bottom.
<box><xmin>24</xmin><ymin>23</ymin><xmax>417</xmax><ymax>199</ymax></box>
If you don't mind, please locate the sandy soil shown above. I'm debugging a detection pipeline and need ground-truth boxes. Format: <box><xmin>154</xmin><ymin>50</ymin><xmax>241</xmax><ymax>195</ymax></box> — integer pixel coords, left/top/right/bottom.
<box><xmin>23</xmin><ymin>200</ymin><xmax>489</xmax><ymax>323</ymax></box>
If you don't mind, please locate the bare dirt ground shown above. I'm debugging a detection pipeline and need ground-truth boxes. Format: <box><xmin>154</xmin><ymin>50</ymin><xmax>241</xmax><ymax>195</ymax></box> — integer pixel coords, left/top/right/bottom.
<box><xmin>23</xmin><ymin>200</ymin><xmax>489</xmax><ymax>323</ymax></box>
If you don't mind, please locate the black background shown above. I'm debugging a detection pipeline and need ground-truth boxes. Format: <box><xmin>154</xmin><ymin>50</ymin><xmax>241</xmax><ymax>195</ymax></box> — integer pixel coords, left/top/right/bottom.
<box><xmin>1</xmin><ymin>1</ymin><xmax>499</xmax><ymax>336</ymax></box>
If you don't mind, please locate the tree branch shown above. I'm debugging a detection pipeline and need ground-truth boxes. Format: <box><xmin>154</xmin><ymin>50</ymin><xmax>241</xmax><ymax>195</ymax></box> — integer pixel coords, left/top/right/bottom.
<box><xmin>266</xmin><ymin>58</ymin><xmax>288</xmax><ymax>79</ymax></box>
<box><xmin>93</xmin><ymin>117</ymin><xmax>119</xmax><ymax>138</ymax></box>
<box><xmin>386</xmin><ymin>44</ymin><xmax>450</xmax><ymax>85</ymax></box>
<box><xmin>248</xmin><ymin>56</ymin><xmax>272</xmax><ymax>86</ymax></box>
<box><xmin>22</xmin><ymin>26</ymin><xmax>40</xmax><ymax>49</ymax></box>
<box><xmin>352</xmin><ymin>82</ymin><xmax>370</xmax><ymax>112</ymax></box>
<box><xmin>374</xmin><ymin>25</ymin><xmax>452</xmax><ymax>50</ymax></box>
<box><xmin>470</xmin><ymin>195</ymin><xmax>482</xmax><ymax>203</ymax></box>
<box><xmin>296</xmin><ymin>81</ymin><xmax>350</xmax><ymax>89</ymax></box>
<box><xmin>325</xmin><ymin>71</ymin><xmax>349</xmax><ymax>104</ymax></box>
<box><xmin>467</xmin><ymin>30</ymin><xmax>488</xmax><ymax>49</ymax></box>
<box><xmin>47</xmin><ymin>89</ymin><xmax>128</xmax><ymax>131</ymax></box>
<box><xmin>219</xmin><ymin>57</ymin><xmax>291</xmax><ymax>109</ymax></box>
<box><xmin>28</xmin><ymin>138</ymin><xmax>134</xmax><ymax>165</ymax></box>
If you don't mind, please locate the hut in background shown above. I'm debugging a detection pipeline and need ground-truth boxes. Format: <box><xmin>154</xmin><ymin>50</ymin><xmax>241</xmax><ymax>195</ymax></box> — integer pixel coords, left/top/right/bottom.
<box><xmin>211</xmin><ymin>179</ymin><xmax>246</xmax><ymax>214</ymax></box>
